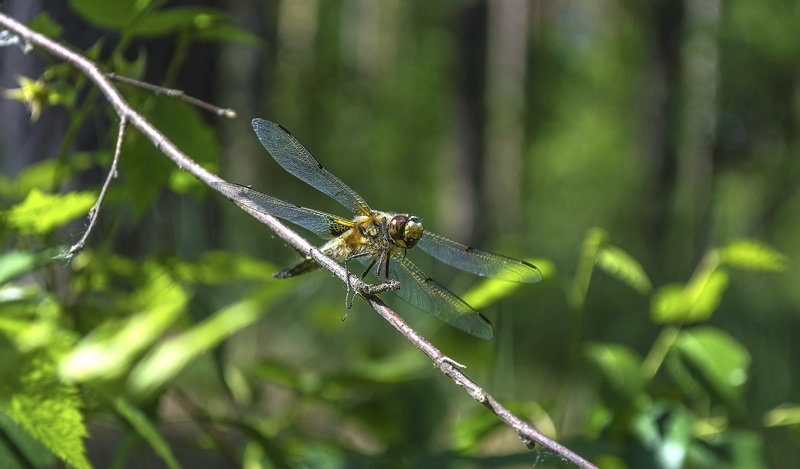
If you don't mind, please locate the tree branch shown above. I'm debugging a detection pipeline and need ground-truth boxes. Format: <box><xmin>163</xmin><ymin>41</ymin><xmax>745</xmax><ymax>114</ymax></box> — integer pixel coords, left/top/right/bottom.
<box><xmin>67</xmin><ymin>116</ymin><xmax>126</xmax><ymax>257</ymax></box>
<box><xmin>0</xmin><ymin>13</ymin><xmax>597</xmax><ymax>469</ymax></box>
<box><xmin>107</xmin><ymin>72</ymin><xmax>237</xmax><ymax>118</ymax></box>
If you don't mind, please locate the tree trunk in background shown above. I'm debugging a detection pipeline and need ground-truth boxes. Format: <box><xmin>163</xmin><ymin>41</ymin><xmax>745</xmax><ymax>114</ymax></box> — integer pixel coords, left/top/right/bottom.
<box><xmin>641</xmin><ymin>0</ymin><xmax>684</xmax><ymax>279</ymax></box>
<box><xmin>484</xmin><ymin>0</ymin><xmax>529</xmax><ymax>245</ymax></box>
<box><xmin>214</xmin><ymin>0</ymin><xmax>278</xmax><ymax>252</ymax></box>
<box><xmin>341</xmin><ymin>0</ymin><xmax>400</xmax><ymax>85</ymax></box>
<box><xmin>440</xmin><ymin>1</ymin><xmax>488</xmax><ymax>245</ymax></box>
<box><xmin>269</xmin><ymin>0</ymin><xmax>316</xmax><ymax>126</ymax></box>
<box><xmin>218</xmin><ymin>0</ymin><xmax>273</xmax><ymax>184</ymax></box>
<box><xmin>669</xmin><ymin>0</ymin><xmax>720</xmax><ymax>265</ymax></box>
<box><xmin>214</xmin><ymin>0</ymin><xmax>273</xmax><ymax>250</ymax></box>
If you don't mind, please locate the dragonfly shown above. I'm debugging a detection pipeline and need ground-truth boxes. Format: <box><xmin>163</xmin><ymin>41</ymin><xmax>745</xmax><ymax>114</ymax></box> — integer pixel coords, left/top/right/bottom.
<box><xmin>214</xmin><ymin>119</ymin><xmax>542</xmax><ymax>339</ymax></box>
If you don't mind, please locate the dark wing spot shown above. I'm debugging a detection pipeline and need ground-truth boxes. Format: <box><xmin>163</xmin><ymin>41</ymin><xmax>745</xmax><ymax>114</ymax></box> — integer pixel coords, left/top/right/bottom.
<box><xmin>277</xmin><ymin>123</ymin><xmax>293</xmax><ymax>135</ymax></box>
<box><xmin>330</xmin><ymin>220</ymin><xmax>349</xmax><ymax>236</ymax></box>
<box><xmin>423</xmin><ymin>277</ymin><xmax>434</xmax><ymax>283</ymax></box>
<box><xmin>464</xmin><ymin>246</ymin><xmax>474</xmax><ymax>252</ymax></box>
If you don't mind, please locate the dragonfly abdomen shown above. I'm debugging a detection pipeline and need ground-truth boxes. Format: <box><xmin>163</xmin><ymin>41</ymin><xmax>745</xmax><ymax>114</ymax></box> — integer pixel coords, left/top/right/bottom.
<box><xmin>274</xmin><ymin>257</ymin><xmax>319</xmax><ymax>278</ymax></box>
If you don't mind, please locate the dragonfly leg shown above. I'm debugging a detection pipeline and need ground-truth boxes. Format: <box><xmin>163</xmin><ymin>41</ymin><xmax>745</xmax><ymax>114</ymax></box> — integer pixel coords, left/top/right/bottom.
<box><xmin>342</xmin><ymin>251</ymin><xmax>376</xmax><ymax>315</ymax></box>
<box><xmin>375</xmin><ymin>250</ymin><xmax>391</xmax><ymax>281</ymax></box>
<box><xmin>360</xmin><ymin>257</ymin><xmax>377</xmax><ymax>279</ymax></box>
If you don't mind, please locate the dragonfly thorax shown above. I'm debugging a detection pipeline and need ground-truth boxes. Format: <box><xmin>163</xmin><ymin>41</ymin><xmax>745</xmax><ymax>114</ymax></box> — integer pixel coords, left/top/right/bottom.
<box><xmin>388</xmin><ymin>214</ymin><xmax>424</xmax><ymax>249</ymax></box>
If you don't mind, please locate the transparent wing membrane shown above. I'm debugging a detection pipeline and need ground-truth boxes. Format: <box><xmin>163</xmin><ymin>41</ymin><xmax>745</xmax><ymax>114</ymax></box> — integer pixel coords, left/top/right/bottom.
<box><xmin>213</xmin><ymin>182</ymin><xmax>351</xmax><ymax>239</ymax></box>
<box><xmin>417</xmin><ymin>232</ymin><xmax>542</xmax><ymax>283</ymax></box>
<box><xmin>383</xmin><ymin>255</ymin><xmax>493</xmax><ymax>340</ymax></box>
<box><xmin>252</xmin><ymin>119</ymin><xmax>372</xmax><ymax>216</ymax></box>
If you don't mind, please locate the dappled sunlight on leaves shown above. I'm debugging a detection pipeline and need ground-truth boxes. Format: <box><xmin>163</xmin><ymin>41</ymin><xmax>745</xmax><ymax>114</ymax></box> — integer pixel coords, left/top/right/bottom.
<box><xmin>127</xmin><ymin>296</ymin><xmax>265</xmax><ymax>398</ymax></box>
<box><xmin>595</xmin><ymin>245</ymin><xmax>652</xmax><ymax>294</ymax></box>
<box><xmin>719</xmin><ymin>239</ymin><xmax>788</xmax><ymax>272</ymax></box>
<box><xmin>651</xmin><ymin>263</ymin><xmax>730</xmax><ymax>325</ymax></box>
<box><xmin>5</xmin><ymin>189</ymin><xmax>95</xmax><ymax>235</ymax></box>
<box><xmin>60</xmin><ymin>265</ymin><xmax>188</xmax><ymax>382</ymax></box>
<box><xmin>671</xmin><ymin>327</ymin><xmax>750</xmax><ymax>406</ymax></box>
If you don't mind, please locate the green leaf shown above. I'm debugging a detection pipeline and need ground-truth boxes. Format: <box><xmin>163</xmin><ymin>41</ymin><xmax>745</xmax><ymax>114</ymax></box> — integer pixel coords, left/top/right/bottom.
<box><xmin>461</xmin><ymin>278</ymin><xmax>521</xmax><ymax>311</ymax></box>
<box><xmin>5</xmin><ymin>189</ymin><xmax>95</xmax><ymax>235</ymax></box>
<box><xmin>672</xmin><ymin>326</ymin><xmax>750</xmax><ymax>405</ymax></box>
<box><xmin>0</xmin><ymin>336</ymin><xmax>24</xmax><ymax>390</ymax></box>
<box><xmin>764</xmin><ymin>404</ymin><xmax>800</xmax><ymax>427</ymax></box>
<box><xmin>461</xmin><ymin>257</ymin><xmax>552</xmax><ymax>309</ymax></box>
<box><xmin>128</xmin><ymin>7</ymin><xmax>233</xmax><ymax>37</ymax></box>
<box><xmin>67</xmin><ymin>0</ymin><xmax>152</xmax><ymax>30</ymax></box>
<box><xmin>60</xmin><ymin>267</ymin><xmax>188</xmax><ymax>382</ymax></box>
<box><xmin>569</xmin><ymin>227</ymin><xmax>608</xmax><ymax>310</ymax></box>
<box><xmin>585</xmin><ymin>343</ymin><xmax>646</xmax><ymax>404</ymax></box>
<box><xmin>685</xmin><ymin>429</ymin><xmax>766</xmax><ymax>469</ymax></box>
<box><xmin>192</xmin><ymin>23</ymin><xmax>264</xmax><ymax>46</ymax></box>
<box><xmin>1</xmin><ymin>354</ymin><xmax>91</xmax><ymax>469</ymax></box>
<box><xmin>3</xmin><ymin>76</ymin><xmax>52</xmax><ymax>121</ymax></box>
<box><xmin>0</xmin><ymin>286</ymin><xmax>62</xmax><ymax>354</ymax></box>
<box><xmin>719</xmin><ymin>239</ymin><xmax>787</xmax><ymax>271</ymax></box>
<box><xmin>5</xmin><ymin>153</ymin><xmax>92</xmax><ymax>199</ymax></box>
<box><xmin>632</xmin><ymin>402</ymin><xmax>694</xmax><ymax>469</ymax></box>
<box><xmin>0</xmin><ymin>285</ymin><xmax>40</xmax><ymax>303</ymax></box>
<box><xmin>651</xmin><ymin>283</ymin><xmax>690</xmax><ymax>323</ymax></box>
<box><xmin>0</xmin><ymin>410</ymin><xmax>57</xmax><ymax>468</ymax></box>
<box><xmin>0</xmin><ymin>249</ymin><xmax>60</xmax><ymax>285</ymax></box>
<box><xmin>12</xmin><ymin>159</ymin><xmax>61</xmax><ymax>195</ymax></box>
<box><xmin>651</xmin><ymin>269</ymin><xmax>729</xmax><ymax>324</ymax></box>
<box><xmin>111</xmin><ymin>48</ymin><xmax>148</xmax><ymax>81</ymax></box>
<box><xmin>127</xmin><ymin>297</ymin><xmax>262</xmax><ymax>397</ymax></box>
<box><xmin>121</xmin><ymin>98</ymin><xmax>219</xmax><ymax>214</ymax></box>
<box><xmin>595</xmin><ymin>244</ymin><xmax>652</xmax><ymax>293</ymax></box>
<box><xmin>111</xmin><ymin>397</ymin><xmax>181</xmax><ymax>469</ymax></box>
<box><xmin>28</xmin><ymin>11</ymin><xmax>63</xmax><ymax>38</ymax></box>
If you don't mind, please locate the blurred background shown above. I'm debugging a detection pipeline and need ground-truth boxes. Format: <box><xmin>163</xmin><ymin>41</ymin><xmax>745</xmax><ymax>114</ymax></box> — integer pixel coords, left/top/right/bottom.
<box><xmin>1</xmin><ymin>0</ymin><xmax>798</xmax><ymax>467</ymax></box>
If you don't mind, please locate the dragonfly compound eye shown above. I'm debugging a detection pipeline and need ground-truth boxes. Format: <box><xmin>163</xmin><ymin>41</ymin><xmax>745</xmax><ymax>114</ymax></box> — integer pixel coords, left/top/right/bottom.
<box><xmin>390</xmin><ymin>215</ymin><xmax>424</xmax><ymax>248</ymax></box>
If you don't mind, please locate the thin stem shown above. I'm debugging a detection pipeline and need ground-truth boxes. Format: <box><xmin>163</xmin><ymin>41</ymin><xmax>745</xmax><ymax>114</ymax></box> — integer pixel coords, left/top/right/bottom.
<box><xmin>163</xmin><ymin>30</ymin><xmax>189</xmax><ymax>86</ymax></box>
<box><xmin>172</xmin><ymin>389</ymin><xmax>240</xmax><ymax>467</ymax></box>
<box><xmin>108</xmin><ymin>73</ymin><xmax>236</xmax><ymax>118</ymax></box>
<box><xmin>0</xmin><ymin>12</ymin><xmax>597</xmax><ymax>469</ymax></box>
<box><xmin>66</xmin><ymin>116</ymin><xmax>127</xmax><ymax>257</ymax></box>
<box><xmin>642</xmin><ymin>326</ymin><xmax>681</xmax><ymax>379</ymax></box>
<box><xmin>566</xmin><ymin>228</ymin><xmax>606</xmax><ymax>363</ymax></box>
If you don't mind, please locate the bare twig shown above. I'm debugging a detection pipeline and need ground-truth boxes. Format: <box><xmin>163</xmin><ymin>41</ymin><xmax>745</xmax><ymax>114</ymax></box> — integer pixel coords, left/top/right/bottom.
<box><xmin>66</xmin><ymin>116</ymin><xmax>126</xmax><ymax>257</ymax></box>
<box><xmin>0</xmin><ymin>13</ymin><xmax>597</xmax><ymax>469</ymax></box>
<box><xmin>107</xmin><ymin>72</ymin><xmax>237</xmax><ymax>118</ymax></box>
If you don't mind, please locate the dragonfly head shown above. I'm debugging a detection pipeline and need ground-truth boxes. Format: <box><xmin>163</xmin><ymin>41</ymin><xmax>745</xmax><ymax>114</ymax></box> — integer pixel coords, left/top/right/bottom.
<box><xmin>389</xmin><ymin>215</ymin><xmax>424</xmax><ymax>249</ymax></box>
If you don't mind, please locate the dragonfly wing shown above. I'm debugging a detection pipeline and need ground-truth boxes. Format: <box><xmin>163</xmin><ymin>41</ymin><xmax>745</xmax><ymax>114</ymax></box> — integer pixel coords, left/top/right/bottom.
<box><xmin>214</xmin><ymin>182</ymin><xmax>352</xmax><ymax>239</ymax></box>
<box><xmin>385</xmin><ymin>255</ymin><xmax>493</xmax><ymax>340</ymax></box>
<box><xmin>252</xmin><ymin>119</ymin><xmax>372</xmax><ymax>216</ymax></box>
<box><xmin>416</xmin><ymin>232</ymin><xmax>542</xmax><ymax>283</ymax></box>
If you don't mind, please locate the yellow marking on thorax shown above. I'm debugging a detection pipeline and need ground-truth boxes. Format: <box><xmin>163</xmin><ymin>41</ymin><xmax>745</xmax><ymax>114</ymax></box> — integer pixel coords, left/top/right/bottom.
<box><xmin>320</xmin><ymin>212</ymin><xmax>394</xmax><ymax>261</ymax></box>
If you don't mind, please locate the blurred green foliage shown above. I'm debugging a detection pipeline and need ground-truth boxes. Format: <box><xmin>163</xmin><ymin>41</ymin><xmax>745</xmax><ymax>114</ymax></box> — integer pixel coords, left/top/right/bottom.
<box><xmin>1</xmin><ymin>0</ymin><xmax>799</xmax><ymax>468</ymax></box>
